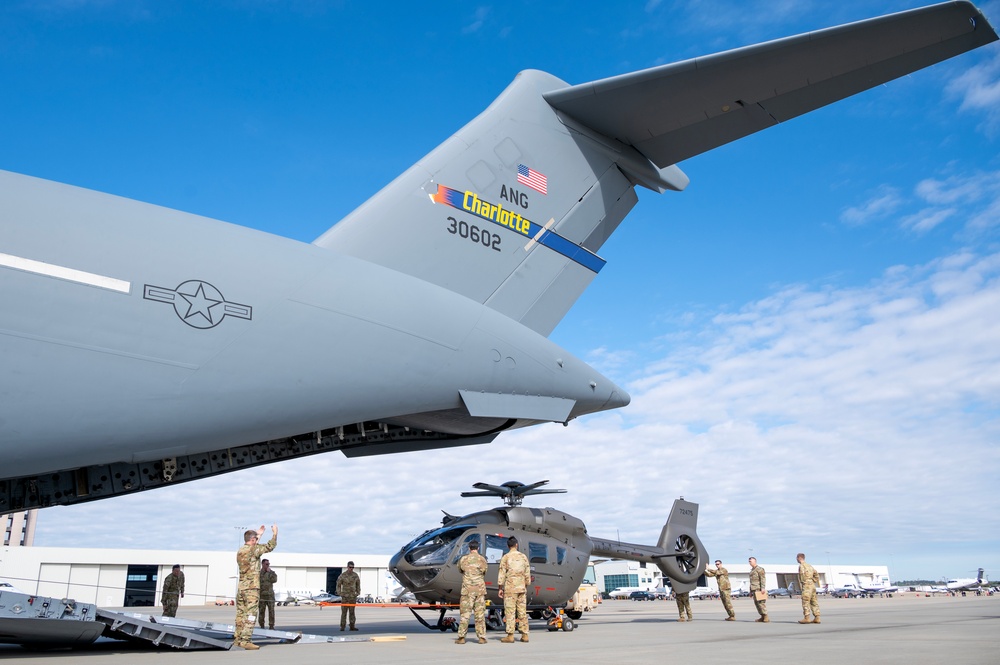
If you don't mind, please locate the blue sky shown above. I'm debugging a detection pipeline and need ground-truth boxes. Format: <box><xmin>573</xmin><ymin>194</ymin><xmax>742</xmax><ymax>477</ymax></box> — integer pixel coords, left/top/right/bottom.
<box><xmin>3</xmin><ymin>1</ymin><xmax>999</xmax><ymax>583</ymax></box>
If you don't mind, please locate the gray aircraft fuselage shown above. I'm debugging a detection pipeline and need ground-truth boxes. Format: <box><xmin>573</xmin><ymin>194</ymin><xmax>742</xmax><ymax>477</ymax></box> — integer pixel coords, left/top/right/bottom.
<box><xmin>1</xmin><ymin>171</ymin><xmax>625</xmax><ymax>480</ymax></box>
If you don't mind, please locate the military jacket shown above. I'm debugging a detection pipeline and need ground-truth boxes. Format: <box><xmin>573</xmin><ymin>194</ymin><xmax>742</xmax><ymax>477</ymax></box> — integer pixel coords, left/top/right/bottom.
<box><xmin>749</xmin><ymin>565</ymin><xmax>766</xmax><ymax>591</ymax></box>
<box><xmin>259</xmin><ymin>570</ymin><xmax>278</xmax><ymax>599</ymax></box>
<box><xmin>458</xmin><ymin>552</ymin><xmax>488</xmax><ymax>591</ymax></box>
<box><xmin>336</xmin><ymin>570</ymin><xmax>361</xmax><ymax>599</ymax></box>
<box><xmin>236</xmin><ymin>534</ymin><xmax>277</xmax><ymax>591</ymax></box>
<box><xmin>162</xmin><ymin>571</ymin><xmax>185</xmax><ymax>596</ymax></box>
<box><xmin>704</xmin><ymin>566</ymin><xmax>731</xmax><ymax>591</ymax></box>
<box><xmin>798</xmin><ymin>562</ymin><xmax>820</xmax><ymax>589</ymax></box>
<box><xmin>498</xmin><ymin>549</ymin><xmax>530</xmax><ymax>593</ymax></box>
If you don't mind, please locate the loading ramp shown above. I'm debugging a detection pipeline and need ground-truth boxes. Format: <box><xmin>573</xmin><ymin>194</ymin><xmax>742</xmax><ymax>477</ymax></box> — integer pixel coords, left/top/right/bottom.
<box><xmin>1</xmin><ymin>590</ymin><xmax>397</xmax><ymax>650</ymax></box>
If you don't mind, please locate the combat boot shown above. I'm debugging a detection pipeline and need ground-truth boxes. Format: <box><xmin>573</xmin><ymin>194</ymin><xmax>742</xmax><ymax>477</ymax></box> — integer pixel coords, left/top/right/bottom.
<box><xmin>678</xmin><ymin>616</ymin><xmax>686</xmax><ymax>622</ymax></box>
<box><xmin>520</xmin><ymin>634</ymin><xmax>529</xmax><ymax>643</ymax></box>
<box><xmin>799</xmin><ymin>617</ymin><xmax>812</xmax><ymax>624</ymax></box>
<box><xmin>725</xmin><ymin>616</ymin><xmax>735</xmax><ymax>621</ymax></box>
<box><xmin>455</xmin><ymin>637</ymin><xmax>465</xmax><ymax>644</ymax></box>
<box><xmin>242</xmin><ymin>643</ymin><xmax>260</xmax><ymax>651</ymax></box>
<box><xmin>500</xmin><ymin>634</ymin><xmax>515</xmax><ymax>643</ymax></box>
<box><xmin>812</xmin><ymin>617</ymin><xmax>821</xmax><ymax>624</ymax></box>
<box><xmin>755</xmin><ymin>617</ymin><xmax>764</xmax><ymax>622</ymax></box>
<box><xmin>762</xmin><ymin>616</ymin><xmax>770</xmax><ymax>623</ymax></box>
<box><xmin>478</xmin><ymin>637</ymin><xmax>487</xmax><ymax>644</ymax></box>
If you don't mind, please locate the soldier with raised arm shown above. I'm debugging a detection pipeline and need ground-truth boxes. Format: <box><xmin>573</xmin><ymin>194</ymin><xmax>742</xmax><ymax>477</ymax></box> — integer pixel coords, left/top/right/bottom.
<box><xmin>234</xmin><ymin>524</ymin><xmax>277</xmax><ymax>650</ymax></box>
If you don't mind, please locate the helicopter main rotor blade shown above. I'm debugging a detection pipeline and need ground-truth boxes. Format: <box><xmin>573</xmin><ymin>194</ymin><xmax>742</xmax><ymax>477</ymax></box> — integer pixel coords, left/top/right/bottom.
<box><xmin>513</xmin><ymin>480</ymin><xmax>550</xmax><ymax>494</ymax></box>
<box><xmin>470</xmin><ymin>482</ymin><xmax>512</xmax><ymax>495</ymax></box>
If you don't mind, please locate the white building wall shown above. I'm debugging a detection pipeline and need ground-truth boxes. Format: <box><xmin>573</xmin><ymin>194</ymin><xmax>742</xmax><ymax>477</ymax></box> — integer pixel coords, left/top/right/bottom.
<box><xmin>0</xmin><ymin>546</ymin><xmax>390</xmax><ymax>608</ymax></box>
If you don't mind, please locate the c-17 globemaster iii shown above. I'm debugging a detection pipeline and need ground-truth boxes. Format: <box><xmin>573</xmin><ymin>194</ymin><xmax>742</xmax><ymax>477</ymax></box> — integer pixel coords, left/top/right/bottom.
<box><xmin>0</xmin><ymin>2</ymin><xmax>996</xmax><ymax>513</ymax></box>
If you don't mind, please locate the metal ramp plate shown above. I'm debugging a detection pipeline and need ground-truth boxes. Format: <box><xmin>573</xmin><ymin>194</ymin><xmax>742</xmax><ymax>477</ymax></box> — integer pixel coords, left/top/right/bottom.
<box><xmin>103</xmin><ymin>611</ymin><xmax>393</xmax><ymax>648</ymax></box>
<box><xmin>96</xmin><ymin>610</ymin><xmax>233</xmax><ymax>650</ymax></box>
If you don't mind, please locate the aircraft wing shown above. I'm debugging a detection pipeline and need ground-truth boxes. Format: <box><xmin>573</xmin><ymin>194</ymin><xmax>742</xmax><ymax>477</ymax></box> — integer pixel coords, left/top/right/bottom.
<box><xmin>543</xmin><ymin>1</ymin><xmax>998</xmax><ymax>169</ymax></box>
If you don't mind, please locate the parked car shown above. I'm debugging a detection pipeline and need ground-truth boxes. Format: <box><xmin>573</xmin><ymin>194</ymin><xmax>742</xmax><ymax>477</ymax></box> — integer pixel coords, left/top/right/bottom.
<box><xmin>311</xmin><ymin>593</ymin><xmax>342</xmax><ymax>604</ymax></box>
<box><xmin>628</xmin><ymin>591</ymin><xmax>655</xmax><ymax>601</ymax></box>
<box><xmin>831</xmin><ymin>588</ymin><xmax>861</xmax><ymax>598</ymax></box>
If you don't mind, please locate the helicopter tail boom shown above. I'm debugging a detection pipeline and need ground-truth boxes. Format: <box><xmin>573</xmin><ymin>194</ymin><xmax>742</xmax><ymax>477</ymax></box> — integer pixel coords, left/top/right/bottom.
<box><xmin>591</xmin><ymin>498</ymin><xmax>708</xmax><ymax>593</ymax></box>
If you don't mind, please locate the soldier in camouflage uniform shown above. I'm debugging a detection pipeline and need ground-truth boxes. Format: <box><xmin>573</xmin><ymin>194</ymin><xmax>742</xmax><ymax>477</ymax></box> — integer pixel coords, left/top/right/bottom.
<box><xmin>234</xmin><ymin>524</ymin><xmax>278</xmax><ymax>650</ymax></box>
<box><xmin>749</xmin><ymin>556</ymin><xmax>769</xmax><ymax>622</ymax></box>
<box><xmin>336</xmin><ymin>561</ymin><xmax>361</xmax><ymax>631</ymax></box>
<box><xmin>704</xmin><ymin>559</ymin><xmax>735</xmax><ymax>620</ymax></box>
<box><xmin>160</xmin><ymin>565</ymin><xmax>185</xmax><ymax>617</ymax></box>
<box><xmin>257</xmin><ymin>559</ymin><xmax>278</xmax><ymax>629</ymax></box>
<box><xmin>455</xmin><ymin>539</ymin><xmax>488</xmax><ymax>644</ymax></box>
<box><xmin>797</xmin><ymin>552</ymin><xmax>821</xmax><ymax>624</ymax></box>
<box><xmin>675</xmin><ymin>589</ymin><xmax>693</xmax><ymax>621</ymax></box>
<box><xmin>497</xmin><ymin>536</ymin><xmax>530</xmax><ymax>643</ymax></box>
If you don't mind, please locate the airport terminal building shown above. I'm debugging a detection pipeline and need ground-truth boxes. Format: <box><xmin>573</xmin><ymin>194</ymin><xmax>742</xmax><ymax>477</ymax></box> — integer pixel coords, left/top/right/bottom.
<box><xmin>592</xmin><ymin>559</ymin><xmax>892</xmax><ymax>595</ymax></box>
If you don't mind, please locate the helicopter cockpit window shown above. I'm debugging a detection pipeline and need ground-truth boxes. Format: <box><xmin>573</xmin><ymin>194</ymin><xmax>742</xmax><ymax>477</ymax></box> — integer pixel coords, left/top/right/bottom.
<box><xmin>451</xmin><ymin>533</ymin><xmax>482</xmax><ymax>564</ymax></box>
<box><xmin>556</xmin><ymin>546</ymin><xmax>566</xmax><ymax>565</ymax></box>
<box><xmin>484</xmin><ymin>534</ymin><xmax>507</xmax><ymax>564</ymax></box>
<box><xmin>528</xmin><ymin>541</ymin><xmax>548</xmax><ymax>564</ymax></box>
<box><xmin>403</xmin><ymin>525</ymin><xmax>471</xmax><ymax>566</ymax></box>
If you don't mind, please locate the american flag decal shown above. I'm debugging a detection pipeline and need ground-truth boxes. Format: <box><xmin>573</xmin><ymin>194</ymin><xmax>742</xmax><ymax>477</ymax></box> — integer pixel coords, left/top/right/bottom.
<box><xmin>517</xmin><ymin>163</ymin><xmax>548</xmax><ymax>195</ymax></box>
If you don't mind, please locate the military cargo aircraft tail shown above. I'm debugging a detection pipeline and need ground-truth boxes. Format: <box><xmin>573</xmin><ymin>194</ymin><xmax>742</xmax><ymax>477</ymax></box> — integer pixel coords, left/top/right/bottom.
<box><xmin>313</xmin><ymin>68</ymin><xmax>678</xmax><ymax>337</ymax></box>
<box><xmin>315</xmin><ymin>1</ymin><xmax>996</xmax><ymax>337</ymax></box>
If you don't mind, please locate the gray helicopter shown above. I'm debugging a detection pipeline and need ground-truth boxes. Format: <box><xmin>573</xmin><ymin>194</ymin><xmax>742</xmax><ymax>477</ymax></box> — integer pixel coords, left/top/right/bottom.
<box><xmin>389</xmin><ymin>481</ymin><xmax>708</xmax><ymax>631</ymax></box>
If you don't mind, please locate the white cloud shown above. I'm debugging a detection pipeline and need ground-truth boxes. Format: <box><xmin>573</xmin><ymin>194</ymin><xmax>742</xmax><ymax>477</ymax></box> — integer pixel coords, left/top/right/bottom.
<box><xmin>947</xmin><ymin>48</ymin><xmax>1000</xmax><ymax>136</ymax></box>
<box><xmin>839</xmin><ymin>186</ymin><xmax>902</xmax><ymax>226</ymax></box>
<box><xmin>461</xmin><ymin>6</ymin><xmax>490</xmax><ymax>35</ymax></box>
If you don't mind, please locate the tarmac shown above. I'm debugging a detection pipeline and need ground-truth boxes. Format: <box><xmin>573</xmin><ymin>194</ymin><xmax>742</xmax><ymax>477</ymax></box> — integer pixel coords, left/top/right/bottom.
<box><xmin>1</xmin><ymin>593</ymin><xmax>997</xmax><ymax>664</ymax></box>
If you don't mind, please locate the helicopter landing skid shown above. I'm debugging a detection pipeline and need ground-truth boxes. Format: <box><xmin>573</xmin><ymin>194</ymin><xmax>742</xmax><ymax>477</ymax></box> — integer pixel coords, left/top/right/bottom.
<box><xmin>408</xmin><ymin>606</ymin><xmax>458</xmax><ymax>632</ymax></box>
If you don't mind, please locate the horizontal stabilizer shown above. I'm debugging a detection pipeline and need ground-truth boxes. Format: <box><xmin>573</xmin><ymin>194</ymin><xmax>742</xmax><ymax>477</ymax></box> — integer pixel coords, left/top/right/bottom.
<box><xmin>543</xmin><ymin>1</ymin><xmax>998</xmax><ymax>168</ymax></box>
<box><xmin>459</xmin><ymin>390</ymin><xmax>575</xmax><ymax>423</ymax></box>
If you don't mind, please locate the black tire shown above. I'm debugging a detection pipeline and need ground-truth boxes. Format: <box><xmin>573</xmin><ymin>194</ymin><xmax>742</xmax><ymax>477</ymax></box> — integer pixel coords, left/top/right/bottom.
<box><xmin>529</xmin><ymin>610</ymin><xmax>542</xmax><ymax>620</ymax></box>
<box><xmin>562</xmin><ymin>618</ymin><xmax>575</xmax><ymax>632</ymax></box>
<box><xmin>566</xmin><ymin>610</ymin><xmax>582</xmax><ymax>620</ymax></box>
<box><xmin>486</xmin><ymin>609</ymin><xmax>504</xmax><ymax>631</ymax></box>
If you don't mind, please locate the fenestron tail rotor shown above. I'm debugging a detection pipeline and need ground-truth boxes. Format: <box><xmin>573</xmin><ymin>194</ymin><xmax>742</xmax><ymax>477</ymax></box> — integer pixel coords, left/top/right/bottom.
<box><xmin>461</xmin><ymin>480</ymin><xmax>567</xmax><ymax>506</ymax></box>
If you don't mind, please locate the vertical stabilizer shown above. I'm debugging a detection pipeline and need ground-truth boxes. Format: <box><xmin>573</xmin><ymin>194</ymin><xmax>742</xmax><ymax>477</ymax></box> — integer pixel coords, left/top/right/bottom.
<box><xmin>313</xmin><ymin>70</ymin><xmax>683</xmax><ymax>336</ymax></box>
